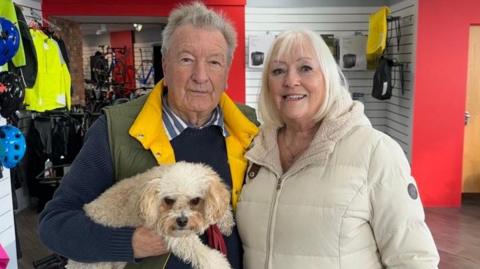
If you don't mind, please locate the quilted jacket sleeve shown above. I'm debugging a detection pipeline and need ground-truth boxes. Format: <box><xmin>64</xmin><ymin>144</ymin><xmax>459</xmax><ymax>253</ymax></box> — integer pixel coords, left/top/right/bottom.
<box><xmin>367</xmin><ymin>135</ymin><xmax>440</xmax><ymax>268</ymax></box>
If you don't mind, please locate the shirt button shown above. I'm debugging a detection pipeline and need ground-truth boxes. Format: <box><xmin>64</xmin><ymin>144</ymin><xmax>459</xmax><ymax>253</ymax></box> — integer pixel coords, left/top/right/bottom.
<box><xmin>155</xmin><ymin>152</ymin><xmax>161</xmax><ymax>157</ymax></box>
<box><xmin>137</xmin><ymin>134</ymin><xmax>144</xmax><ymax>139</ymax></box>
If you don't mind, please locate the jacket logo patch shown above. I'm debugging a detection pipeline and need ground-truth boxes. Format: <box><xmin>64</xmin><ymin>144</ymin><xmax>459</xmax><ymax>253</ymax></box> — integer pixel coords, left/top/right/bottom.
<box><xmin>247</xmin><ymin>163</ymin><xmax>261</xmax><ymax>179</ymax></box>
<box><xmin>408</xmin><ymin>183</ymin><xmax>418</xmax><ymax>200</ymax></box>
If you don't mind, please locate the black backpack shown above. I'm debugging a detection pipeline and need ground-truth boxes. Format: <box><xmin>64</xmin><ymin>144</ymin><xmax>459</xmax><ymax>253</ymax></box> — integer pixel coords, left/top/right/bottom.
<box><xmin>372</xmin><ymin>57</ymin><xmax>394</xmax><ymax>100</ymax></box>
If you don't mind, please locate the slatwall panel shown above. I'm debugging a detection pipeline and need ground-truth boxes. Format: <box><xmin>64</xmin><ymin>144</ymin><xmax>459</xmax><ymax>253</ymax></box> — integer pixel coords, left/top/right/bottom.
<box><xmin>385</xmin><ymin>0</ymin><xmax>416</xmax><ymax>159</ymax></box>
<box><xmin>245</xmin><ymin>0</ymin><xmax>416</xmax><ymax>159</ymax></box>
<box><xmin>245</xmin><ymin>6</ymin><xmax>377</xmax><ymax>118</ymax></box>
<box><xmin>358</xmin><ymin>0</ymin><xmax>416</xmax><ymax>157</ymax></box>
<box><xmin>133</xmin><ymin>43</ymin><xmax>156</xmax><ymax>88</ymax></box>
<box><xmin>14</xmin><ymin>0</ymin><xmax>42</xmax><ymax>24</ymax></box>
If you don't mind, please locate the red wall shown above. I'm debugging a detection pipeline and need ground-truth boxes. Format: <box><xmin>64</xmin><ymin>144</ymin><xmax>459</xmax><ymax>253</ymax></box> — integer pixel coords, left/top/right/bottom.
<box><xmin>42</xmin><ymin>0</ymin><xmax>246</xmax><ymax>102</ymax></box>
<box><xmin>413</xmin><ymin>0</ymin><xmax>480</xmax><ymax>207</ymax></box>
<box><xmin>110</xmin><ymin>31</ymin><xmax>135</xmax><ymax>90</ymax></box>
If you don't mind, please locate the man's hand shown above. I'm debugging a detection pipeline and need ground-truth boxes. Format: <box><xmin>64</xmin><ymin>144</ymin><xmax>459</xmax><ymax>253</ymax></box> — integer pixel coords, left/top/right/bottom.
<box><xmin>132</xmin><ymin>226</ymin><xmax>168</xmax><ymax>258</ymax></box>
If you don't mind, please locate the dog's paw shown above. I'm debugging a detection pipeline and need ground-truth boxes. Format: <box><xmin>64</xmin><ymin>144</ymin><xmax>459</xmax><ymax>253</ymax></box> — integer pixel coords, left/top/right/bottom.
<box><xmin>217</xmin><ymin>207</ymin><xmax>235</xmax><ymax>236</ymax></box>
<box><xmin>198</xmin><ymin>249</ymin><xmax>232</xmax><ymax>269</ymax></box>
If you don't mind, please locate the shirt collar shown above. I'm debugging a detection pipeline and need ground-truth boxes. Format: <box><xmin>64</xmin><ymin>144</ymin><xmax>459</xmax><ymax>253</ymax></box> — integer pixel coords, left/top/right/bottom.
<box><xmin>161</xmin><ymin>92</ymin><xmax>229</xmax><ymax>140</ymax></box>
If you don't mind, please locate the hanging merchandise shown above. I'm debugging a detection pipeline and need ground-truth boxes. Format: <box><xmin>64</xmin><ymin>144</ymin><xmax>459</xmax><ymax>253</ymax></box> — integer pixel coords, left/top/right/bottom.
<box><xmin>0</xmin><ymin>70</ymin><xmax>25</xmax><ymax>119</ymax></box>
<box><xmin>14</xmin><ymin>4</ymin><xmax>38</xmax><ymax>88</ymax></box>
<box><xmin>24</xmin><ymin>29</ymin><xmax>71</xmax><ymax>112</ymax></box>
<box><xmin>339</xmin><ymin>35</ymin><xmax>367</xmax><ymax>70</ymax></box>
<box><xmin>0</xmin><ymin>17</ymin><xmax>20</xmax><ymax>65</ymax></box>
<box><xmin>372</xmin><ymin>56</ymin><xmax>394</xmax><ymax>100</ymax></box>
<box><xmin>366</xmin><ymin>6</ymin><xmax>390</xmax><ymax>69</ymax></box>
<box><xmin>0</xmin><ymin>0</ymin><xmax>26</xmax><ymax>71</ymax></box>
<box><xmin>0</xmin><ymin>125</ymin><xmax>26</xmax><ymax>169</ymax></box>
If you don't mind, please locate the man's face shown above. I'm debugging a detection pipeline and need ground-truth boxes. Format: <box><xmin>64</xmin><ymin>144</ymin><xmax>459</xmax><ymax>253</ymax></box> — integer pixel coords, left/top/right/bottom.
<box><xmin>162</xmin><ymin>24</ymin><xmax>230</xmax><ymax>125</ymax></box>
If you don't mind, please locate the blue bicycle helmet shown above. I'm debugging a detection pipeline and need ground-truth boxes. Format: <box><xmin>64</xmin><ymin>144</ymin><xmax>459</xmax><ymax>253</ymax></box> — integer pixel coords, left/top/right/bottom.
<box><xmin>0</xmin><ymin>17</ymin><xmax>20</xmax><ymax>66</ymax></box>
<box><xmin>0</xmin><ymin>125</ymin><xmax>26</xmax><ymax>168</ymax></box>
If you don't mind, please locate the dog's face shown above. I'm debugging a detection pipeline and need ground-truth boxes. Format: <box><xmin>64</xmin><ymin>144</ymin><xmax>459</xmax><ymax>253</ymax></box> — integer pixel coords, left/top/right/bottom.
<box><xmin>138</xmin><ymin>162</ymin><xmax>230</xmax><ymax>237</ymax></box>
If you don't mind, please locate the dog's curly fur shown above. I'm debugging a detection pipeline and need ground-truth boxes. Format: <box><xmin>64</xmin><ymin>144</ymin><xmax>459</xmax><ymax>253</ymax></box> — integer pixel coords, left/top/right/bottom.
<box><xmin>66</xmin><ymin>162</ymin><xmax>235</xmax><ymax>269</ymax></box>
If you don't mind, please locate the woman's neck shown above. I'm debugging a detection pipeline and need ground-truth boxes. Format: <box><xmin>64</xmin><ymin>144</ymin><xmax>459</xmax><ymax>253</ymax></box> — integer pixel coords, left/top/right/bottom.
<box><xmin>278</xmin><ymin>122</ymin><xmax>320</xmax><ymax>172</ymax></box>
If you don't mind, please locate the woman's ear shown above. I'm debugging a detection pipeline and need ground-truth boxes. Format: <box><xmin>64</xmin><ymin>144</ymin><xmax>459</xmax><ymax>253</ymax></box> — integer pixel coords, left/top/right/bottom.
<box><xmin>204</xmin><ymin>176</ymin><xmax>230</xmax><ymax>225</ymax></box>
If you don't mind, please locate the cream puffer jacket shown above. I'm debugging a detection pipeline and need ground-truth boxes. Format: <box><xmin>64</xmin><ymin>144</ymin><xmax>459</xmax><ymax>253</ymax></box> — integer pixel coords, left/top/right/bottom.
<box><xmin>236</xmin><ymin>102</ymin><xmax>439</xmax><ymax>269</ymax></box>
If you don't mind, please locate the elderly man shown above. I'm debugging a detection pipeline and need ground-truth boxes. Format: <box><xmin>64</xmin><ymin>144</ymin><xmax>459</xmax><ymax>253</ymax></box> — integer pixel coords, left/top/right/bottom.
<box><xmin>38</xmin><ymin>2</ymin><xmax>258</xmax><ymax>269</ymax></box>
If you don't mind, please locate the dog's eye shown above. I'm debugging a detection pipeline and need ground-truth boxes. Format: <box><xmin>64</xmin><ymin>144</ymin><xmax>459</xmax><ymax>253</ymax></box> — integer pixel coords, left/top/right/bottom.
<box><xmin>164</xmin><ymin>197</ymin><xmax>175</xmax><ymax>206</ymax></box>
<box><xmin>189</xmin><ymin>197</ymin><xmax>201</xmax><ymax>206</ymax></box>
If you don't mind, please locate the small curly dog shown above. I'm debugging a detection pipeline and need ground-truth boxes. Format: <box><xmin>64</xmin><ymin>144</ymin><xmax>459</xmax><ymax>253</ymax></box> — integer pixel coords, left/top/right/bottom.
<box><xmin>67</xmin><ymin>161</ymin><xmax>234</xmax><ymax>269</ymax></box>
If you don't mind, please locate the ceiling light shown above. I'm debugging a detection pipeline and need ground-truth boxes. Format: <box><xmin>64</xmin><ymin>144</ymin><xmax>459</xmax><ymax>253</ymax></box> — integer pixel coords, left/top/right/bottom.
<box><xmin>96</xmin><ymin>24</ymin><xmax>107</xmax><ymax>35</ymax></box>
<box><xmin>133</xmin><ymin>23</ymin><xmax>143</xmax><ymax>32</ymax></box>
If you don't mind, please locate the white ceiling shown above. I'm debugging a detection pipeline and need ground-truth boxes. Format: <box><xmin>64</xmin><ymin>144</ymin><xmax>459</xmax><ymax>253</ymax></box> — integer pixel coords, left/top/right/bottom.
<box><xmin>56</xmin><ymin>15</ymin><xmax>167</xmax><ymax>35</ymax></box>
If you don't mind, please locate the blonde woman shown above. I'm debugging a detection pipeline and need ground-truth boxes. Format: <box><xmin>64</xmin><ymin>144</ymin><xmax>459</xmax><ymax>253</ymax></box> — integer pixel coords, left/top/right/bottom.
<box><xmin>236</xmin><ymin>29</ymin><xmax>439</xmax><ymax>268</ymax></box>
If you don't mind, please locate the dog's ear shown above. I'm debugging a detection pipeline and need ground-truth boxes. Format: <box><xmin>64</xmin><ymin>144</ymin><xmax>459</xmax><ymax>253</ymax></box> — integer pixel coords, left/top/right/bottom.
<box><xmin>137</xmin><ymin>179</ymin><xmax>161</xmax><ymax>228</ymax></box>
<box><xmin>204</xmin><ymin>176</ymin><xmax>230</xmax><ymax>224</ymax></box>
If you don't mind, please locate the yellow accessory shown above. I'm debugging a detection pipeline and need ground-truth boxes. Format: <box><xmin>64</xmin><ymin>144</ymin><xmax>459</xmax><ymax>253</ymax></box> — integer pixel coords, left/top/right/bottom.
<box><xmin>366</xmin><ymin>6</ymin><xmax>390</xmax><ymax>68</ymax></box>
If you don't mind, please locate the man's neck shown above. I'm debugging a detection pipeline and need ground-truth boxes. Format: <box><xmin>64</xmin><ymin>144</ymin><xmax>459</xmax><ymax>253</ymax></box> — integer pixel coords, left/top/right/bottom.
<box><xmin>175</xmin><ymin>109</ymin><xmax>213</xmax><ymax>128</ymax></box>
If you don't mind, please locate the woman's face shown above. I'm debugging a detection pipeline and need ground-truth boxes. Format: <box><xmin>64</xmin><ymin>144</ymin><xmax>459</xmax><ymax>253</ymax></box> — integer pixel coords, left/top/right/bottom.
<box><xmin>268</xmin><ymin>40</ymin><xmax>326</xmax><ymax>126</ymax></box>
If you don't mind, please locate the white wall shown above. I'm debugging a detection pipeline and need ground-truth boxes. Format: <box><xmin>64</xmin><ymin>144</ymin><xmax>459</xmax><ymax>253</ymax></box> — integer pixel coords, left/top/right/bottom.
<box><xmin>245</xmin><ymin>0</ymin><xmax>417</xmax><ymax>158</ymax></box>
<box><xmin>0</xmin><ymin>117</ymin><xmax>16</xmax><ymax>269</ymax></box>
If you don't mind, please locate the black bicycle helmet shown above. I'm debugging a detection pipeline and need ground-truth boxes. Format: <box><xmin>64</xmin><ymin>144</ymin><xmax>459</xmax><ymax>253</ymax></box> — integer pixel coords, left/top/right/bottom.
<box><xmin>0</xmin><ymin>70</ymin><xmax>25</xmax><ymax>119</ymax></box>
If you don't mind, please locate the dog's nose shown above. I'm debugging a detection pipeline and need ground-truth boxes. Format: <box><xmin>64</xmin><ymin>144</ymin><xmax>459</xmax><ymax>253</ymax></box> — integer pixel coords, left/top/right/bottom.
<box><xmin>176</xmin><ymin>216</ymin><xmax>188</xmax><ymax>227</ymax></box>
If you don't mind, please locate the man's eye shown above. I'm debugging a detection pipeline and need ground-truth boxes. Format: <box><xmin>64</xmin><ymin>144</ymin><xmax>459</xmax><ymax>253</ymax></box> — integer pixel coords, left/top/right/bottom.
<box><xmin>180</xmin><ymin>58</ymin><xmax>193</xmax><ymax>64</ymax></box>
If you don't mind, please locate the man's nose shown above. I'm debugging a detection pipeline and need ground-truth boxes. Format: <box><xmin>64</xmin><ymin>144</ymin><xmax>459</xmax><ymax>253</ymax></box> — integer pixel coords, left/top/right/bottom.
<box><xmin>192</xmin><ymin>62</ymin><xmax>209</xmax><ymax>83</ymax></box>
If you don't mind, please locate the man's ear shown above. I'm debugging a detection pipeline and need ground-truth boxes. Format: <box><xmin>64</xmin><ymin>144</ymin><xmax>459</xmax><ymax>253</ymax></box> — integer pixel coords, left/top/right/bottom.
<box><xmin>162</xmin><ymin>57</ymin><xmax>167</xmax><ymax>87</ymax></box>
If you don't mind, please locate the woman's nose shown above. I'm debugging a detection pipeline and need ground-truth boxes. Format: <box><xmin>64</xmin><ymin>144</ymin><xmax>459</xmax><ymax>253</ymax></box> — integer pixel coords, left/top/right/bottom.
<box><xmin>283</xmin><ymin>70</ymin><xmax>300</xmax><ymax>87</ymax></box>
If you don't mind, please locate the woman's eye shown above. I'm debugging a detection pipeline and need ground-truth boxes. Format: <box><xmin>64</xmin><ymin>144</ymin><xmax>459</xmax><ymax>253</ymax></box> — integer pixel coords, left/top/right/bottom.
<box><xmin>300</xmin><ymin>65</ymin><xmax>312</xmax><ymax>72</ymax></box>
<box><xmin>271</xmin><ymin>68</ymin><xmax>285</xmax><ymax>76</ymax></box>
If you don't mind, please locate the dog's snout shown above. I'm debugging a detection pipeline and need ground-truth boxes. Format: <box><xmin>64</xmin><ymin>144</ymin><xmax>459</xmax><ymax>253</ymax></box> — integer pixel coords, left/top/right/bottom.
<box><xmin>176</xmin><ymin>216</ymin><xmax>188</xmax><ymax>227</ymax></box>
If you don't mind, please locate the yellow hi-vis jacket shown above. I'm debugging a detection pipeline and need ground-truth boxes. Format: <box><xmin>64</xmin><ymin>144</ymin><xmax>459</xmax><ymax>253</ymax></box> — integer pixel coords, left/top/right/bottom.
<box><xmin>24</xmin><ymin>29</ymin><xmax>71</xmax><ymax>112</ymax></box>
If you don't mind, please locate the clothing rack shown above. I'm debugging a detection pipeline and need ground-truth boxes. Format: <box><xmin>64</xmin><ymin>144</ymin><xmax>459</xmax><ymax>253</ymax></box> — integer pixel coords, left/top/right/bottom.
<box><xmin>17</xmin><ymin>5</ymin><xmax>62</xmax><ymax>32</ymax></box>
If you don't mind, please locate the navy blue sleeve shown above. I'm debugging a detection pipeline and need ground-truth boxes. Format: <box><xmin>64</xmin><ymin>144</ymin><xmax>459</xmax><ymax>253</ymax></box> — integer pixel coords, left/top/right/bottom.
<box><xmin>38</xmin><ymin>115</ymin><xmax>136</xmax><ymax>262</ymax></box>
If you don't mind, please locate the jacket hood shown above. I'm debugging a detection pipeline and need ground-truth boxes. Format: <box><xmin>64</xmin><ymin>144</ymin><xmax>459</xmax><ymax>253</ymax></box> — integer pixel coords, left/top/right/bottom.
<box><xmin>246</xmin><ymin>101</ymin><xmax>371</xmax><ymax>175</ymax></box>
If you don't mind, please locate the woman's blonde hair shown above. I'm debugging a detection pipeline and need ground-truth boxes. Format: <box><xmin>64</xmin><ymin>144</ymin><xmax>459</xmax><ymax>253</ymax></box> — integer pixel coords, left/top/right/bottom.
<box><xmin>161</xmin><ymin>1</ymin><xmax>237</xmax><ymax>65</ymax></box>
<box><xmin>258</xmin><ymin>30</ymin><xmax>353</xmax><ymax>128</ymax></box>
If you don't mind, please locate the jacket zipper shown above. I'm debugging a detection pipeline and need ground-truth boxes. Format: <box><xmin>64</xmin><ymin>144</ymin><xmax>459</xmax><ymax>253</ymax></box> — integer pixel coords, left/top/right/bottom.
<box><xmin>265</xmin><ymin>175</ymin><xmax>285</xmax><ymax>269</ymax></box>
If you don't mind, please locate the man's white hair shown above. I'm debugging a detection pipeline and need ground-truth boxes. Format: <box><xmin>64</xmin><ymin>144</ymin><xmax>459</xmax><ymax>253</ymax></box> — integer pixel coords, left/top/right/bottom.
<box><xmin>161</xmin><ymin>1</ymin><xmax>237</xmax><ymax>65</ymax></box>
